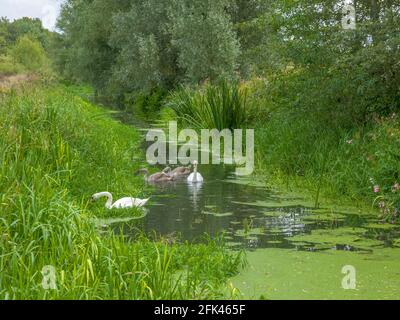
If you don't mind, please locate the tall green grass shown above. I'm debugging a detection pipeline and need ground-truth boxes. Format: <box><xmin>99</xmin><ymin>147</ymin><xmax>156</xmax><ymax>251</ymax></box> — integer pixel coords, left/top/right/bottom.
<box><xmin>254</xmin><ymin>103</ymin><xmax>400</xmax><ymax>222</ymax></box>
<box><xmin>0</xmin><ymin>84</ymin><xmax>244</xmax><ymax>299</ymax></box>
<box><xmin>168</xmin><ymin>81</ymin><xmax>248</xmax><ymax>130</ymax></box>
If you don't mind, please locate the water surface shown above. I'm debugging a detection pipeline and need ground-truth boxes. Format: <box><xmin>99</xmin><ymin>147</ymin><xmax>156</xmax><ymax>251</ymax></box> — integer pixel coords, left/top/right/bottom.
<box><xmin>108</xmin><ymin>112</ymin><xmax>400</xmax><ymax>252</ymax></box>
<box><xmin>134</xmin><ymin>163</ymin><xmax>398</xmax><ymax>251</ymax></box>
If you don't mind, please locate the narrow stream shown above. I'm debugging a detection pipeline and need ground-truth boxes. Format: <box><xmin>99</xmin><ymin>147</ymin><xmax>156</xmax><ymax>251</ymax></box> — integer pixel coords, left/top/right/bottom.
<box><xmin>111</xmin><ymin>112</ymin><xmax>400</xmax><ymax>252</ymax></box>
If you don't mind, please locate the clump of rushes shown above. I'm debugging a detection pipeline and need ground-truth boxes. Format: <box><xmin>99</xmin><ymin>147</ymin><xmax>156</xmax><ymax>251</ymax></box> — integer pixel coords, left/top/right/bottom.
<box><xmin>168</xmin><ymin>80</ymin><xmax>248</xmax><ymax>130</ymax></box>
<box><xmin>0</xmin><ymin>84</ymin><xmax>244</xmax><ymax>299</ymax></box>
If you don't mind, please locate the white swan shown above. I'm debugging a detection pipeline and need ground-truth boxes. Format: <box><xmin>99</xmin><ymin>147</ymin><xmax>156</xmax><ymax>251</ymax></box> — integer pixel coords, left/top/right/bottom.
<box><xmin>187</xmin><ymin>160</ymin><xmax>203</xmax><ymax>183</ymax></box>
<box><xmin>92</xmin><ymin>192</ymin><xmax>149</xmax><ymax>209</ymax></box>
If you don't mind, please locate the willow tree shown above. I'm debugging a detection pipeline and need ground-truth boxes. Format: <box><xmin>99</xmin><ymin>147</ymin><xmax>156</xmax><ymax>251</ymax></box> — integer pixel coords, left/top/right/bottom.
<box><xmin>108</xmin><ymin>0</ymin><xmax>179</xmax><ymax>95</ymax></box>
<box><xmin>109</xmin><ymin>0</ymin><xmax>241</xmax><ymax>93</ymax></box>
<box><xmin>169</xmin><ymin>0</ymin><xmax>240</xmax><ymax>84</ymax></box>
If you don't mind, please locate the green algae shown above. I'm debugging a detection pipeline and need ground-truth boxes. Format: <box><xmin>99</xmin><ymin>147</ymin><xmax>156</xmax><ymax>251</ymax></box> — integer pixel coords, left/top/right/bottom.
<box><xmin>287</xmin><ymin>227</ymin><xmax>383</xmax><ymax>250</ymax></box>
<box><xmin>302</xmin><ymin>212</ymin><xmax>346</xmax><ymax>221</ymax></box>
<box><xmin>365</xmin><ymin>222</ymin><xmax>399</xmax><ymax>230</ymax></box>
<box><xmin>263</xmin><ymin>211</ymin><xmax>287</xmax><ymax>217</ymax></box>
<box><xmin>94</xmin><ymin>209</ymin><xmax>148</xmax><ymax>226</ymax></box>
<box><xmin>222</xmin><ymin>177</ymin><xmax>268</xmax><ymax>188</ymax></box>
<box><xmin>202</xmin><ymin>210</ymin><xmax>234</xmax><ymax>217</ymax></box>
<box><xmin>232</xmin><ymin>200</ymin><xmax>313</xmax><ymax>209</ymax></box>
<box><xmin>231</xmin><ymin>247</ymin><xmax>400</xmax><ymax>300</ymax></box>
<box><xmin>235</xmin><ymin>228</ymin><xmax>266</xmax><ymax>237</ymax></box>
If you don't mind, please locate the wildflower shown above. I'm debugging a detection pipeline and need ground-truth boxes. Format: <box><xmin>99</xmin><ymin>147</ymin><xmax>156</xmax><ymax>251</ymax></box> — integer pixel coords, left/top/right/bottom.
<box><xmin>373</xmin><ymin>185</ymin><xmax>380</xmax><ymax>193</ymax></box>
<box><xmin>346</xmin><ymin>139</ymin><xmax>353</xmax><ymax>145</ymax></box>
<box><xmin>378</xmin><ymin>201</ymin><xmax>385</xmax><ymax>209</ymax></box>
<box><xmin>391</xmin><ymin>182</ymin><xmax>400</xmax><ymax>192</ymax></box>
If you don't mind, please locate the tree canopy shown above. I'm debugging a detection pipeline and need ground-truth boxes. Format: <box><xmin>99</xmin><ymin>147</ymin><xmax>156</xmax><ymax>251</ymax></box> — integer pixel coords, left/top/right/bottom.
<box><xmin>54</xmin><ymin>0</ymin><xmax>400</xmax><ymax>124</ymax></box>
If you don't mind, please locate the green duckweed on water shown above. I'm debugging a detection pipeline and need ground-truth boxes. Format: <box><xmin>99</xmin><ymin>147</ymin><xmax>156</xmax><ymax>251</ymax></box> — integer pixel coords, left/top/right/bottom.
<box><xmin>202</xmin><ymin>211</ymin><xmax>234</xmax><ymax>217</ymax></box>
<box><xmin>288</xmin><ymin>227</ymin><xmax>383</xmax><ymax>251</ymax></box>
<box><xmin>228</xmin><ymin>195</ymin><xmax>400</xmax><ymax>299</ymax></box>
<box><xmin>231</xmin><ymin>247</ymin><xmax>400</xmax><ymax>300</ymax></box>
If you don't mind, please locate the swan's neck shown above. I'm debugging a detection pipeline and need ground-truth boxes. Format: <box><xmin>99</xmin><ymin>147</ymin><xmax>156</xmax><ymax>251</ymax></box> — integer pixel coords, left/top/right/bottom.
<box><xmin>103</xmin><ymin>192</ymin><xmax>113</xmax><ymax>209</ymax></box>
<box><xmin>193</xmin><ymin>165</ymin><xmax>198</xmax><ymax>181</ymax></box>
<box><xmin>143</xmin><ymin>171</ymin><xmax>149</xmax><ymax>182</ymax></box>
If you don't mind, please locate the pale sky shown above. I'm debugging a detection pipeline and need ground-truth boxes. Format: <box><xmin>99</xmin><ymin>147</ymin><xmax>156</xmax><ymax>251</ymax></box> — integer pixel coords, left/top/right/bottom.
<box><xmin>0</xmin><ymin>0</ymin><xmax>63</xmax><ymax>31</ymax></box>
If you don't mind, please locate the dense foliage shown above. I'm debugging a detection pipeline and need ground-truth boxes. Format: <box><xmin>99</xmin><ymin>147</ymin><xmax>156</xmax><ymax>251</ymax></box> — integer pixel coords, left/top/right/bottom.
<box><xmin>251</xmin><ymin>0</ymin><xmax>400</xmax><ymax>220</ymax></box>
<box><xmin>54</xmin><ymin>0</ymin><xmax>400</xmax><ymax>220</ymax></box>
<box><xmin>56</xmin><ymin>0</ymin><xmax>399</xmax><ymax>119</ymax></box>
<box><xmin>56</xmin><ymin>0</ymin><xmax>250</xmax><ymax>95</ymax></box>
<box><xmin>0</xmin><ymin>17</ymin><xmax>53</xmax><ymax>75</ymax></box>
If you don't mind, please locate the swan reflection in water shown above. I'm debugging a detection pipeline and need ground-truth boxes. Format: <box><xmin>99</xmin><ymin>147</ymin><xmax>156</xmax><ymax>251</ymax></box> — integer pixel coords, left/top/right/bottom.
<box><xmin>187</xmin><ymin>180</ymin><xmax>203</xmax><ymax>213</ymax></box>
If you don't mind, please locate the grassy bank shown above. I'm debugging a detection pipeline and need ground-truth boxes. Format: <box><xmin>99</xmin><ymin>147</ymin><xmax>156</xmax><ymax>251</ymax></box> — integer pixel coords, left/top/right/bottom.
<box><xmin>0</xmin><ymin>84</ymin><xmax>244</xmax><ymax>299</ymax></box>
<box><xmin>251</xmin><ymin>82</ymin><xmax>400</xmax><ymax>222</ymax></box>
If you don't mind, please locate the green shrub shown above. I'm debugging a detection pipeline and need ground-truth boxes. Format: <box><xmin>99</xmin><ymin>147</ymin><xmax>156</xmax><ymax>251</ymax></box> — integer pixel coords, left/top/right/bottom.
<box><xmin>0</xmin><ymin>54</ymin><xmax>24</xmax><ymax>75</ymax></box>
<box><xmin>9</xmin><ymin>35</ymin><xmax>49</xmax><ymax>72</ymax></box>
<box><xmin>124</xmin><ymin>87</ymin><xmax>168</xmax><ymax>119</ymax></box>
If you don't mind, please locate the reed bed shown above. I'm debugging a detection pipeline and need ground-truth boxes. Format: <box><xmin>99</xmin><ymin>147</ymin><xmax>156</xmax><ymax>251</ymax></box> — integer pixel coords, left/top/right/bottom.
<box><xmin>0</xmin><ymin>84</ymin><xmax>244</xmax><ymax>299</ymax></box>
<box><xmin>168</xmin><ymin>81</ymin><xmax>248</xmax><ymax>130</ymax></box>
